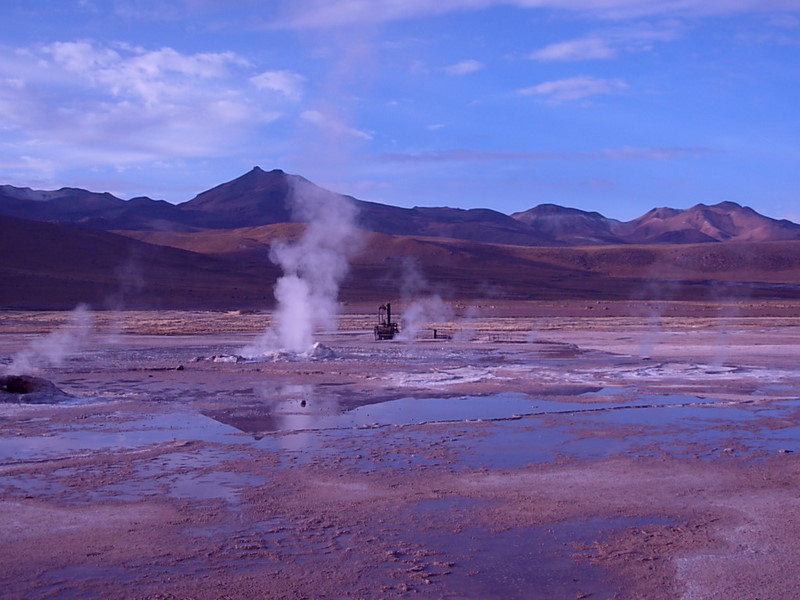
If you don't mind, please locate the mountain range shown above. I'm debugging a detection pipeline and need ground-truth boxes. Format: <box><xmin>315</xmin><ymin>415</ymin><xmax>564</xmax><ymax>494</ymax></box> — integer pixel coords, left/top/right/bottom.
<box><xmin>2</xmin><ymin>167</ymin><xmax>800</xmax><ymax>309</ymax></box>
<box><xmin>4</xmin><ymin>166</ymin><xmax>800</xmax><ymax>245</ymax></box>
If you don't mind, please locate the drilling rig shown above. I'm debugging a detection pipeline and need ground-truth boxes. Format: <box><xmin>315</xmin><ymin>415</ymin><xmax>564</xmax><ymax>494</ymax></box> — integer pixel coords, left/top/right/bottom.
<box><xmin>374</xmin><ymin>303</ymin><xmax>399</xmax><ymax>340</ymax></box>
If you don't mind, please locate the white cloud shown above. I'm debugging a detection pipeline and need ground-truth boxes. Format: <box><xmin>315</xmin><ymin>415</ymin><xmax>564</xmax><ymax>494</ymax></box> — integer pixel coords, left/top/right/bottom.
<box><xmin>443</xmin><ymin>59</ymin><xmax>484</xmax><ymax>75</ymax></box>
<box><xmin>518</xmin><ymin>76</ymin><xmax>628</xmax><ymax>102</ymax></box>
<box><xmin>250</xmin><ymin>69</ymin><xmax>306</xmax><ymax>100</ymax></box>
<box><xmin>0</xmin><ymin>40</ymin><xmax>291</xmax><ymax>175</ymax></box>
<box><xmin>300</xmin><ymin>109</ymin><xmax>373</xmax><ymax>140</ymax></box>
<box><xmin>529</xmin><ymin>37</ymin><xmax>616</xmax><ymax>61</ymax></box>
<box><xmin>43</xmin><ymin>42</ymin><xmax>249</xmax><ymax>107</ymax></box>
<box><xmin>529</xmin><ymin>21</ymin><xmax>682</xmax><ymax>62</ymax></box>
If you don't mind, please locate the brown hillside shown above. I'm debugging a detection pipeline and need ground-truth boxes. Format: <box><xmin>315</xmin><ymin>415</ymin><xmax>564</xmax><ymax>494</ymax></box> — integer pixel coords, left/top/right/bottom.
<box><xmin>114</xmin><ymin>225</ymin><xmax>800</xmax><ymax>303</ymax></box>
<box><xmin>117</xmin><ymin>225</ymin><xmax>800</xmax><ymax>285</ymax></box>
<box><xmin>0</xmin><ymin>215</ymin><xmax>281</xmax><ymax>310</ymax></box>
<box><xmin>116</xmin><ymin>223</ymin><xmax>305</xmax><ymax>257</ymax></box>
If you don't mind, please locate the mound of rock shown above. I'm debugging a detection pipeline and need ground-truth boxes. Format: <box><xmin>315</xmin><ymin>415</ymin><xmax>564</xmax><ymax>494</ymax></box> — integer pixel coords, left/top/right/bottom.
<box><xmin>308</xmin><ymin>342</ymin><xmax>336</xmax><ymax>359</ymax></box>
<box><xmin>0</xmin><ymin>374</ymin><xmax>73</xmax><ymax>404</ymax></box>
<box><xmin>265</xmin><ymin>343</ymin><xmax>337</xmax><ymax>361</ymax></box>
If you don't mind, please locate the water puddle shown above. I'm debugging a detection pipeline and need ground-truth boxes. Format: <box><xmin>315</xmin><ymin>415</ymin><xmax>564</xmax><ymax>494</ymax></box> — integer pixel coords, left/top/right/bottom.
<box><xmin>0</xmin><ymin>410</ymin><xmax>246</xmax><ymax>463</ymax></box>
<box><xmin>2</xmin><ymin>391</ymin><xmax>798</xmax><ymax>469</ymax></box>
<box><xmin>205</xmin><ymin>391</ymin><xmax>734</xmax><ymax>435</ymax></box>
<box><xmin>206</xmin><ymin>393</ymin><xmax>594</xmax><ymax>436</ymax></box>
<box><xmin>459</xmin><ymin>396</ymin><xmax>800</xmax><ymax>467</ymax></box>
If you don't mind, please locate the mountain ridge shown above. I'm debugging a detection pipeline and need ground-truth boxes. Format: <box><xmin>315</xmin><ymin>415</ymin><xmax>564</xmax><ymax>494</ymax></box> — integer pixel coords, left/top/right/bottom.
<box><xmin>3</xmin><ymin>167</ymin><xmax>798</xmax><ymax>246</ymax></box>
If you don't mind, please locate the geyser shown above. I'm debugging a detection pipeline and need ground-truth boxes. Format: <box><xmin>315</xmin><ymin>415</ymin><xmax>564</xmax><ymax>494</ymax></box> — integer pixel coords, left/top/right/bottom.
<box><xmin>243</xmin><ymin>178</ymin><xmax>359</xmax><ymax>357</ymax></box>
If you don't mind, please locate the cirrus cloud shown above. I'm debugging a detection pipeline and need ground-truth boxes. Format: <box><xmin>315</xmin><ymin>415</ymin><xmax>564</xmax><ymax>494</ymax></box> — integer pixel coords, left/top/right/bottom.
<box><xmin>518</xmin><ymin>76</ymin><xmax>628</xmax><ymax>102</ymax></box>
<box><xmin>529</xmin><ymin>21</ymin><xmax>683</xmax><ymax>62</ymax></box>
<box><xmin>529</xmin><ymin>37</ymin><xmax>617</xmax><ymax>61</ymax></box>
<box><xmin>300</xmin><ymin>109</ymin><xmax>373</xmax><ymax>140</ymax></box>
<box><xmin>442</xmin><ymin>59</ymin><xmax>485</xmax><ymax>75</ymax></box>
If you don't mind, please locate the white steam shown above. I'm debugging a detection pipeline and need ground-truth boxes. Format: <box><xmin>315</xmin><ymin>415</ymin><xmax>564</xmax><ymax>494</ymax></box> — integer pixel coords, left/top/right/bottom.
<box><xmin>397</xmin><ymin>295</ymin><xmax>453</xmax><ymax>341</ymax></box>
<box><xmin>6</xmin><ymin>304</ymin><xmax>94</xmax><ymax>374</ymax></box>
<box><xmin>243</xmin><ymin>179</ymin><xmax>359</xmax><ymax>356</ymax></box>
<box><xmin>394</xmin><ymin>259</ymin><xmax>454</xmax><ymax>341</ymax></box>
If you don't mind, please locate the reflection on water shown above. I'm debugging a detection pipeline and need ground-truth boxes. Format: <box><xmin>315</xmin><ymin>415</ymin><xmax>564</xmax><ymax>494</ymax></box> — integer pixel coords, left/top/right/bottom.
<box><xmin>203</xmin><ymin>384</ymin><xmax>344</xmax><ymax>450</ymax></box>
<box><xmin>207</xmin><ymin>389</ymin><xmax>603</xmax><ymax>438</ymax></box>
<box><xmin>205</xmin><ymin>390</ymin><xmax>721</xmax><ymax>436</ymax></box>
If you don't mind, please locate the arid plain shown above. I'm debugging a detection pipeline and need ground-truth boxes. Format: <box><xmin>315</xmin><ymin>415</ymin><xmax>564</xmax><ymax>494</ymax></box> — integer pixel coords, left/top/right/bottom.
<box><xmin>2</xmin><ymin>300</ymin><xmax>800</xmax><ymax>599</ymax></box>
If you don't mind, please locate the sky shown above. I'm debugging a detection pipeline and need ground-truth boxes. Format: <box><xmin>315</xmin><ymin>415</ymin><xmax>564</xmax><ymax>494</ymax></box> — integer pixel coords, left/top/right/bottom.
<box><xmin>1</xmin><ymin>0</ymin><xmax>799</xmax><ymax>221</ymax></box>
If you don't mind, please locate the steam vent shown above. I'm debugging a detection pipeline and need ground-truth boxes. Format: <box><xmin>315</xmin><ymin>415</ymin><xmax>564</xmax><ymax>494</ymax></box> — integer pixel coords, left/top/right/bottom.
<box><xmin>0</xmin><ymin>375</ymin><xmax>72</xmax><ymax>404</ymax></box>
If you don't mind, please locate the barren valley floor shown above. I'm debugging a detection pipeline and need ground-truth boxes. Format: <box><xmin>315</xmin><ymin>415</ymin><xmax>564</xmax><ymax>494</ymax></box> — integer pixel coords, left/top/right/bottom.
<box><xmin>1</xmin><ymin>302</ymin><xmax>800</xmax><ymax>599</ymax></box>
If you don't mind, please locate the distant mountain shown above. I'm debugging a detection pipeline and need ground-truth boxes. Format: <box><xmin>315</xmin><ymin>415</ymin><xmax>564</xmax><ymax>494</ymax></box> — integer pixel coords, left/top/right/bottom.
<box><xmin>180</xmin><ymin>167</ymin><xmax>550</xmax><ymax>245</ymax></box>
<box><xmin>0</xmin><ymin>184</ymin><xmax>190</xmax><ymax>232</ymax></box>
<box><xmin>0</xmin><ymin>169</ymin><xmax>551</xmax><ymax>244</ymax></box>
<box><xmin>0</xmin><ymin>185</ymin><xmax>125</xmax><ymax>222</ymax></box>
<box><xmin>510</xmin><ymin>201</ymin><xmax>800</xmax><ymax>245</ymax></box>
<box><xmin>178</xmin><ymin>166</ymin><xmax>297</xmax><ymax>228</ymax></box>
<box><xmin>511</xmin><ymin>204</ymin><xmax>625</xmax><ymax>245</ymax></box>
<box><xmin>618</xmin><ymin>201</ymin><xmax>800</xmax><ymax>244</ymax></box>
<box><xmin>2</xmin><ymin>168</ymin><xmax>800</xmax><ymax>246</ymax></box>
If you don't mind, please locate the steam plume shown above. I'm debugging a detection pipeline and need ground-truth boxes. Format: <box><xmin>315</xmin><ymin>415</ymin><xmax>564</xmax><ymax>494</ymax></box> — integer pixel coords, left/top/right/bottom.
<box><xmin>395</xmin><ymin>259</ymin><xmax>453</xmax><ymax>340</ymax></box>
<box><xmin>398</xmin><ymin>296</ymin><xmax>453</xmax><ymax>341</ymax></box>
<box><xmin>6</xmin><ymin>304</ymin><xmax>94</xmax><ymax>374</ymax></box>
<box><xmin>244</xmin><ymin>179</ymin><xmax>360</xmax><ymax>356</ymax></box>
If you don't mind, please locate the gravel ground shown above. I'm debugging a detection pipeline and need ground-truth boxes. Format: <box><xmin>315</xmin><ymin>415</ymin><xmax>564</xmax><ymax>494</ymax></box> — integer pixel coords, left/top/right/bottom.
<box><xmin>1</xmin><ymin>302</ymin><xmax>800</xmax><ymax>599</ymax></box>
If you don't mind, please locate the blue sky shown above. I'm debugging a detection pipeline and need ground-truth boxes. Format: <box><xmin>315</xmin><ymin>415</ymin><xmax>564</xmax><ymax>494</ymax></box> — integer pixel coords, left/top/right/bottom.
<box><xmin>1</xmin><ymin>0</ymin><xmax>799</xmax><ymax>221</ymax></box>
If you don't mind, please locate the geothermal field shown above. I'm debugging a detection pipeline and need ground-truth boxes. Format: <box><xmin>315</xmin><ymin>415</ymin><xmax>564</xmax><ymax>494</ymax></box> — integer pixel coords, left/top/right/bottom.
<box><xmin>2</xmin><ymin>300</ymin><xmax>800</xmax><ymax>599</ymax></box>
<box><xmin>5</xmin><ymin>1</ymin><xmax>800</xmax><ymax>597</ymax></box>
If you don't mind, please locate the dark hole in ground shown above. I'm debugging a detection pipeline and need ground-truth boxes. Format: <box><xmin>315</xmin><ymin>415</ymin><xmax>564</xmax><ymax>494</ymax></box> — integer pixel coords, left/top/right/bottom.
<box><xmin>1</xmin><ymin>375</ymin><xmax>37</xmax><ymax>394</ymax></box>
<box><xmin>0</xmin><ymin>374</ymin><xmax>72</xmax><ymax>404</ymax></box>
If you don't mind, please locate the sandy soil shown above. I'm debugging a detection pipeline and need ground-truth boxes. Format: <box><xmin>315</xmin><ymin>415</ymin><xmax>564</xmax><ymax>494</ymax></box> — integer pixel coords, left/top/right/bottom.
<box><xmin>1</xmin><ymin>301</ymin><xmax>800</xmax><ymax>599</ymax></box>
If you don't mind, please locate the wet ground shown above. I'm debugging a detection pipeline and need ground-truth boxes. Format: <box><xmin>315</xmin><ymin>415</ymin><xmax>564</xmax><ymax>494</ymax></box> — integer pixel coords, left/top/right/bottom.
<box><xmin>1</xmin><ymin>306</ymin><xmax>800</xmax><ymax>599</ymax></box>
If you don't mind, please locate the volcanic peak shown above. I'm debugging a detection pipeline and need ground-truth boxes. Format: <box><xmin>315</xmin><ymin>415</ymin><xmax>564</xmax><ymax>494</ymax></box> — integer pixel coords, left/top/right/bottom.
<box><xmin>178</xmin><ymin>166</ymin><xmax>306</xmax><ymax>228</ymax></box>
